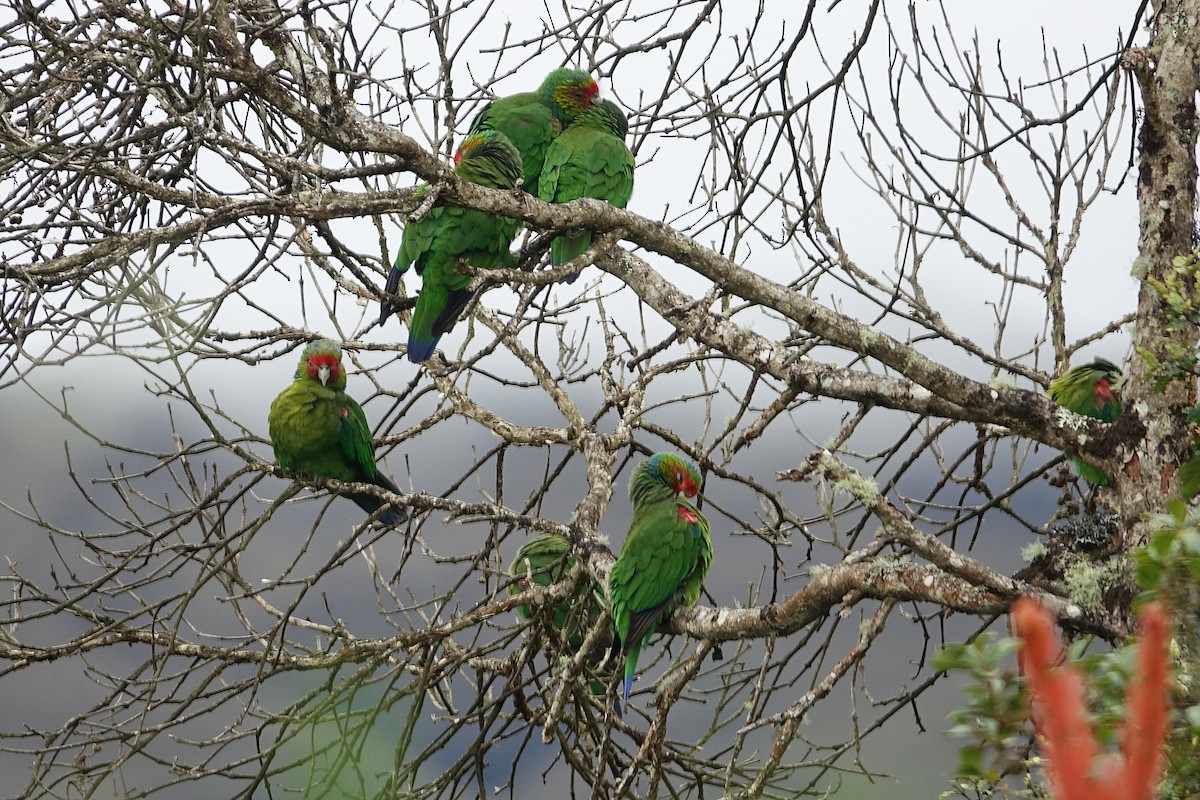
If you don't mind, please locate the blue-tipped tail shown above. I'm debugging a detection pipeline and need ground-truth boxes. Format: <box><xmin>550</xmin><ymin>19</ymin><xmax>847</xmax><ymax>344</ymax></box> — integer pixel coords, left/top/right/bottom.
<box><xmin>374</xmin><ymin>505</ymin><xmax>409</xmax><ymax>527</ymax></box>
<box><xmin>406</xmin><ymin>334</ymin><xmax>439</xmax><ymax>363</ymax></box>
<box><xmin>616</xmin><ymin>648</ymin><xmax>637</xmax><ymax>718</ymax></box>
<box><xmin>347</xmin><ymin>492</ymin><xmax>409</xmax><ymax>528</ymax></box>
<box><xmin>347</xmin><ymin>473</ymin><xmax>408</xmax><ymax>527</ymax></box>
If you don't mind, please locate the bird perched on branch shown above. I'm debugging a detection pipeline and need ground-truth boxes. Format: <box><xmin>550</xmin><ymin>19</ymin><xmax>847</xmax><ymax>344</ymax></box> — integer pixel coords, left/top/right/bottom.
<box><xmin>268</xmin><ymin>339</ymin><xmax>407</xmax><ymax>526</ymax></box>
<box><xmin>538</xmin><ymin>98</ymin><xmax>635</xmax><ymax>283</ymax></box>
<box><xmin>468</xmin><ymin>67</ymin><xmax>600</xmax><ymax>191</ymax></box>
<box><xmin>379</xmin><ymin>130</ymin><xmax>523</xmax><ymax>362</ymax></box>
<box><xmin>608</xmin><ymin>452</ymin><xmax>712</xmax><ymax>715</ymax></box>
<box><xmin>1047</xmin><ymin>357</ymin><xmax>1123</xmax><ymax>486</ymax></box>
<box><xmin>508</xmin><ymin>533</ymin><xmax>611</xmax><ymax>693</ymax></box>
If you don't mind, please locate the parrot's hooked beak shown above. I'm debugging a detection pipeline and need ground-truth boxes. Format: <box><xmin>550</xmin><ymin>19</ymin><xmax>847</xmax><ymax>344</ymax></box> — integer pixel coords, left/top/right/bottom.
<box><xmin>317</xmin><ymin>364</ymin><xmax>331</xmax><ymax>385</ymax></box>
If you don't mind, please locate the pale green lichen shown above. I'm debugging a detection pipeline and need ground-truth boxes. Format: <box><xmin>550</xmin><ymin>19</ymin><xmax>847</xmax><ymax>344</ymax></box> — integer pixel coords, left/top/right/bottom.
<box><xmin>832</xmin><ymin>474</ymin><xmax>879</xmax><ymax>504</ymax></box>
<box><xmin>831</xmin><ymin>470</ymin><xmax>879</xmax><ymax>505</ymax></box>
<box><xmin>1020</xmin><ymin>541</ymin><xmax>1047</xmax><ymax>563</ymax></box>
<box><xmin>1063</xmin><ymin>560</ymin><xmax>1117</xmax><ymax>607</ymax></box>
<box><xmin>816</xmin><ymin>451</ymin><xmax>880</xmax><ymax>504</ymax></box>
<box><xmin>859</xmin><ymin>327</ymin><xmax>879</xmax><ymax>349</ymax></box>
<box><xmin>986</xmin><ymin>375</ymin><xmax>1017</xmax><ymax>392</ymax></box>
<box><xmin>868</xmin><ymin>555</ymin><xmax>910</xmax><ymax>576</ymax></box>
<box><xmin>1055</xmin><ymin>406</ymin><xmax>1092</xmax><ymax>433</ymax></box>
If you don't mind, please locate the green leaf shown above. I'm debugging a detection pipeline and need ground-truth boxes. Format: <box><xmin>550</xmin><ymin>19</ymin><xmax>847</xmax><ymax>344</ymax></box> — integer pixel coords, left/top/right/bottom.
<box><xmin>1181</xmin><ymin>456</ymin><xmax>1200</xmax><ymax>502</ymax></box>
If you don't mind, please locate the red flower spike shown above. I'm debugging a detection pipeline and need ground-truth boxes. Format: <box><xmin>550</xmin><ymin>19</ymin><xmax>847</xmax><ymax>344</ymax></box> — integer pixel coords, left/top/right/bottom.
<box><xmin>1113</xmin><ymin>602</ymin><xmax>1169</xmax><ymax>800</ymax></box>
<box><xmin>1011</xmin><ymin>598</ymin><xmax>1171</xmax><ymax>800</ymax></box>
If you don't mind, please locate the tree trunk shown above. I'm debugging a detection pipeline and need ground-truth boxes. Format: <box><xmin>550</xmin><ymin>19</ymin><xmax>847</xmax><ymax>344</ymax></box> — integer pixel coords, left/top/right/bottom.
<box><xmin>1122</xmin><ymin>0</ymin><xmax>1200</xmax><ymax>543</ymax></box>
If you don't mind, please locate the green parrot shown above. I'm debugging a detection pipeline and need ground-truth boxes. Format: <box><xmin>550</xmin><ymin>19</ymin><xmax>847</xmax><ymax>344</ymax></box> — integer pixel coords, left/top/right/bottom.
<box><xmin>379</xmin><ymin>130</ymin><xmax>523</xmax><ymax>363</ymax></box>
<box><xmin>1047</xmin><ymin>358</ymin><xmax>1124</xmax><ymax>485</ymax></box>
<box><xmin>537</xmin><ymin>99</ymin><xmax>634</xmax><ymax>284</ymax></box>
<box><xmin>268</xmin><ymin>339</ymin><xmax>407</xmax><ymax>526</ymax></box>
<box><xmin>608</xmin><ymin>452</ymin><xmax>712</xmax><ymax>715</ymax></box>
<box><xmin>468</xmin><ymin>67</ymin><xmax>600</xmax><ymax>191</ymax></box>
<box><xmin>507</xmin><ymin>533</ymin><xmax>611</xmax><ymax>692</ymax></box>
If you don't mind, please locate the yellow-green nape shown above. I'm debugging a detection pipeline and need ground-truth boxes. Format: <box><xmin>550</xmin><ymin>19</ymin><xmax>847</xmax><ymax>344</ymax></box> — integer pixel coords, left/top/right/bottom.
<box><xmin>543</xmin><ymin>67</ymin><xmax>599</xmax><ymax>120</ymax></box>
<box><xmin>456</xmin><ymin>129</ymin><xmax>518</xmax><ymax>162</ymax></box>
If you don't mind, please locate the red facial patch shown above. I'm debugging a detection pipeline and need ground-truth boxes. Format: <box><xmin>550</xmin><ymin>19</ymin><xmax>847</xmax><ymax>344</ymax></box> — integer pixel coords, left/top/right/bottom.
<box><xmin>1094</xmin><ymin>378</ymin><xmax>1114</xmax><ymax>405</ymax></box>
<box><xmin>307</xmin><ymin>353</ymin><xmax>340</xmax><ymax>382</ymax></box>
<box><xmin>673</xmin><ymin>469</ymin><xmax>698</xmax><ymax>498</ymax></box>
<box><xmin>559</xmin><ymin>80</ymin><xmax>599</xmax><ymax>111</ymax></box>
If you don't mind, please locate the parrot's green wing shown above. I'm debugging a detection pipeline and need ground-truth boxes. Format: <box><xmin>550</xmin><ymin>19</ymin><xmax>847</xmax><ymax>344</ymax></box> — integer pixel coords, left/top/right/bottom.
<box><xmin>338</xmin><ymin>395</ymin><xmax>378</xmax><ymax>482</ymax></box>
<box><xmin>611</xmin><ymin>499</ymin><xmax>711</xmax><ymax>650</ymax></box>
<box><xmin>508</xmin><ymin>533</ymin><xmax>612</xmax><ymax>693</ymax></box>
<box><xmin>509</xmin><ymin>534</ymin><xmax>571</xmax><ymax>600</ymax></box>
<box><xmin>537</xmin><ymin>99</ymin><xmax>635</xmax><ymax>276</ymax></box>
<box><xmin>471</xmin><ymin>97</ymin><xmax>559</xmax><ymax>189</ymax></box>
<box><xmin>400</xmin><ymin>206</ymin><xmax>519</xmax><ymax>362</ymax></box>
<box><xmin>267</xmin><ymin>379</ymin><xmax>312</xmax><ymax>475</ymax></box>
<box><xmin>379</xmin><ymin>131</ymin><xmax>523</xmax><ymax>362</ymax></box>
<box><xmin>393</xmin><ymin>185</ymin><xmax>435</xmax><ymax>277</ymax></box>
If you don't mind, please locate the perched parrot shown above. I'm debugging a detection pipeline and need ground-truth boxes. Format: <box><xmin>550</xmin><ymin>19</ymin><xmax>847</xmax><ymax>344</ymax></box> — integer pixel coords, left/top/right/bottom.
<box><xmin>507</xmin><ymin>533</ymin><xmax>611</xmax><ymax>692</ymax></box>
<box><xmin>608</xmin><ymin>452</ymin><xmax>712</xmax><ymax>714</ymax></box>
<box><xmin>468</xmin><ymin>67</ymin><xmax>600</xmax><ymax>191</ymax></box>
<box><xmin>537</xmin><ymin>99</ymin><xmax>634</xmax><ymax>283</ymax></box>
<box><xmin>1047</xmin><ymin>358</ymin><xmax>1124</xmax><ymax>486</ymax></box>
<box><xmin>268</xmin><ymin>339</ymin><xmax>407</xmax><ymax>526</ymax></box>
<box><xmin>379</xmin><ymin>130</ymin><xmax>523</xmax><ymax>363</ymax></box>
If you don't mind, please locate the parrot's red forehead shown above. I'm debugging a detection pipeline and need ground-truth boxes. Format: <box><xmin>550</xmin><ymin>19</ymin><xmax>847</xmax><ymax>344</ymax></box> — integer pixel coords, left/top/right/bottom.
<box><xmin>306</xmin><ymin>352</ymin><xmax>341</xmax><ymax>377</ymax></box>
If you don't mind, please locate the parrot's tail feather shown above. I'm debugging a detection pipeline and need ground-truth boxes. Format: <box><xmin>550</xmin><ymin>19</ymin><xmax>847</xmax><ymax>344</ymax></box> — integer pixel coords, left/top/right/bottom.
<box><xmin>622</xmin><ymin>650</ymin><xmax>637</xmax><ymax>708</ymax></box>
<box><xmin>375</xmin><ymin>505</ymin><xmax>409</xmax><ymax>527</ymax></box>
<box><xmin>551</xmin><ymin>231</ymin><xmax>590</xmax><ymax>267</ymax></box>
<box><xmin>380</xmin><ymin>267</ymin><xmax>404</xmax><ymax>326</ymax></box>
<box><xmin>407</xmin><ymin>335</ymin><xmax>439</xmax><ymax>363</ymax></box>
<box><xmin>348</xmin><ymin>492</ymin><xmax>409</xmax><ymax>528</ymax></box>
